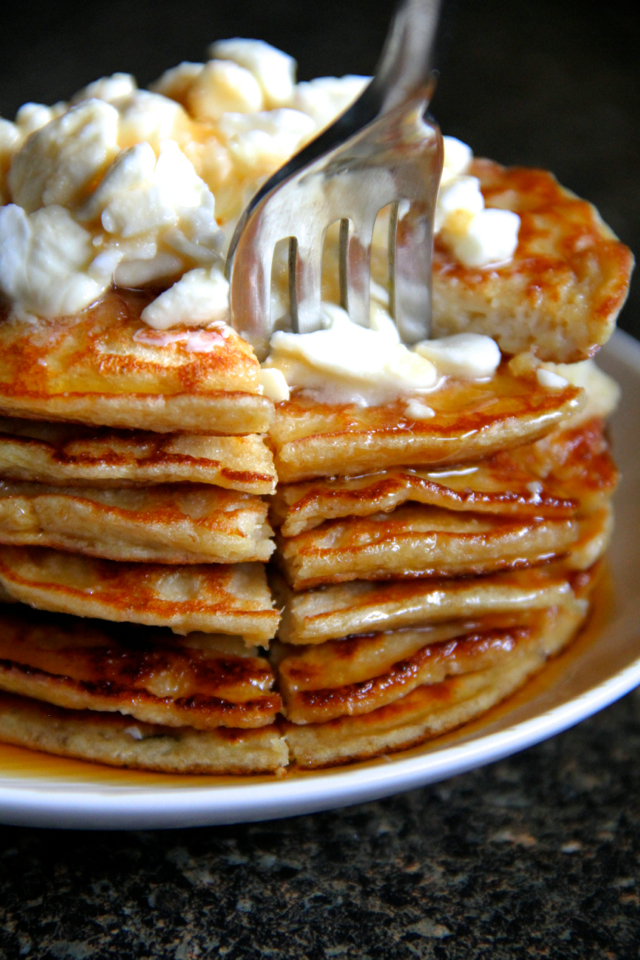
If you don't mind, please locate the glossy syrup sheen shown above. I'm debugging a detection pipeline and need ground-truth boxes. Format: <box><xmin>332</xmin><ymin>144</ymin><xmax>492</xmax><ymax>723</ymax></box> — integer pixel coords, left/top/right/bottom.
<box><xmin>273</xmin><ymin>365</ymin><xmax>580</xmax><ymax>444</ymax></box>
<box><xmin>0</xmin><ymin>548</ymin><xmax>278</xmax><ymax>634</ymax></box>
<box><xmin>0</xmin><ymin>636</ymin><xmax>278</xmax><ymax>718</ymax></box>
<box><xmin>0</xmin><ymin>288</ymin><xmax>260</xmax><ymax>398</ymax></box>
<box><xmin>273</xmin><ymin>419</ymin><xmax>617</xmax><ymax>533</ymax></box>
<box><xmin>271</xmin><ymin>365</ymin><xmax>585</xmax><ymax>485</ymax></box>
<box><xmin>403</xmin><ymin>563</ymin><xmax>615</xmax><ymax>748</ymax></box>
<box><xmin>0</xmin><ymin>569</ymin><xmax>614</xmax><ymax>787</ymax></box>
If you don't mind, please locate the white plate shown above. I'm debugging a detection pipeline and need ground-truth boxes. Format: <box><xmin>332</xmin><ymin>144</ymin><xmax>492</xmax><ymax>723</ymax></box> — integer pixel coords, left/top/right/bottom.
<box><xmin>0</xmin><ymin>329</ymin><xmax>639</xmax><ymax>830</ymax></box>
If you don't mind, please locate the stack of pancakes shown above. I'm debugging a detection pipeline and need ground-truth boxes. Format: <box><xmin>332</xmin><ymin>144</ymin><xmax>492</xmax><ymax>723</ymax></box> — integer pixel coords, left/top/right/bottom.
<box><xmin>268</xmin><ymin>161</ymin><xmax>628</xmax><ymax>769</ymax></box>
<box><xmin>269</xmin><ymin>362</ymin><xmax>617</xmax><ymax>767</ymax></box>
<box><xmin>0</xmin><ymin>161</ymin><xmax>632</xmax><ymax>774</ymax></box>
<box><xmin>0</xmin><ymin>288</ymin><xmax>288</xmax><ymax>773</ymax></box>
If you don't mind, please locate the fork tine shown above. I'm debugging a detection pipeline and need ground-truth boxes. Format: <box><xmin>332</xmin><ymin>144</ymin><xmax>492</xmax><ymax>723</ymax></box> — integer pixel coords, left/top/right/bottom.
<box><xmin>226</xmin><ymin>1</ymin><xmax>446</xmax><ymax>351</ymax></box>
<box><xmin>339</xmin><ymin>214</ymin><xmax>375</xmax><ymax>328</ymax></box>
<box><xmin>389</xmin><ymin>200</ymin><xmax>433</xmax><ymax>343</ymax></box>
<box><xmin>290</xmin><ymin>234</ymin><xmax>324</xmax><ymax>334</ymax></box>
<box><xmin>228</xmin><ymin>223</ymin><xmax>274</xmax><ymax>361</ymax></box>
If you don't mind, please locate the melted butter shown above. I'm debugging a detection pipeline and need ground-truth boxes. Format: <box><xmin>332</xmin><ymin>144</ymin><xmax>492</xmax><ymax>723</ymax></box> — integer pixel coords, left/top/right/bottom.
<box><xmin>132</xmin><ymin>325</ymin><xmax>228</xmax><ymax>351</ymax></box>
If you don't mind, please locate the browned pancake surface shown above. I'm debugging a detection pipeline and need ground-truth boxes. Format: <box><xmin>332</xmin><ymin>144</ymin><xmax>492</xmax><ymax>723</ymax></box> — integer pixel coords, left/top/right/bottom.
<box><xmin>276</xmin><ymin>614</ymin><xmax>552</xmax><ymax>724</ymax></box>
<box><xmin>0</xmin><ymin>418</ymin><xmax>276</xmax><ymax>493</ymax></box>
<box><xmin>0</xmin><ymin>606</ymin><xmax>280</xmax><ymax>729</ymax></box>
<box><xmin>272</xmin><ymin>563</ymin><xmax>579</xmax><ymax>644</ymax></box>
<box><xmin>0</xmin><ymin>481</ymin><xmax>274</xmax><ymax>564</ymax></box>
<box><xmin>272</xmin><ymin>418</ymin><xmax>616</xmax><ymax>535</ymax></box>
<box><xmin>0</xmin><ymin>691</ymin><xmax>287</xmax><ymax>773</ymax></box>
<box><xmin>0</xmin><ymin>547</ymin><xmax>280</xmax><ymax>642</ymax></box>
<box><xmin>270</xmin><ymin>364</ymin><xmax>583</xmax><ymax>483</ymax></box>
<box><xmin>284</xmin><ymin>601</ymin><xmax>588</xmax><ymax>767</ymax></box>
<box><xmin>431</xmin><ymin>161</ymin><xmax>634</xmax><ymax>362</ymax></box>
<box><xmin>278</xmin><ymin>505</ymin><xmax>580</xmax><ymax>589</ymax></box>
<box><xmin>0</xmin><ymin>290</ymin><xmax>272</xmax><ymax>433</ymax></box>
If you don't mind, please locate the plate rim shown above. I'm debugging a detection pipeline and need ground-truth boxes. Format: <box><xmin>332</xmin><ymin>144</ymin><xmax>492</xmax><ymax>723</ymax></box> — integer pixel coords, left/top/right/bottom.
<box><xmin>1</xmin><ymin>328</ymin><xmax>639</xmax><ymax>829</ymax></box>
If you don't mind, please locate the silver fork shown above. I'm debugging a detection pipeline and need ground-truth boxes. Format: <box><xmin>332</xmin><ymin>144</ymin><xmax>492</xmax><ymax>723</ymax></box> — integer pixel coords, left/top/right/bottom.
<box><xmin>225</xmin><ymin>0</ymin><xmax>445</xmax><ymax>360</ymax></box>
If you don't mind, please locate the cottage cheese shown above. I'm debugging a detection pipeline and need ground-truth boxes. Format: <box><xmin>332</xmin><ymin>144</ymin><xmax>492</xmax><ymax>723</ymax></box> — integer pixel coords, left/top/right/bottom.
<box><xmin>0</xmin><ymin>38</ymin><xmax>521</xmax><ymax>351</ymax></box>
<box><xmin>415</xmin><ymin>332</ymin><xmax>501</xmax><ymax>379</ymax></box>
<box><xmin>208</xmin><ymin>39</ymin><xmax>296</xmax><ymax>108</ymax></box>
<box><xmin>436</xmin><ymin>136</ymin><xmax>520</xmax><ymax>268</ymax></box>
<box><xmin>264</xmin><ymin>304</ymin><xmax>507</xmax><ymax>404</ymax></box>
<box><xmin>264</xmin><ymin>304</ymin><xmax>440</xmax><ymax>405</ymax></box>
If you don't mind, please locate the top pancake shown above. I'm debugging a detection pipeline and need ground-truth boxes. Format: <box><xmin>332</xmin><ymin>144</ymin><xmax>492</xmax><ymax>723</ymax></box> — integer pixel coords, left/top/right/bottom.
<box><xmin>431</xmin><ymin>160</ymin><xmax>634</xmax><ymax>362</ymax></box>
<box><xmin>0</xmin><ymin>289</ymin><xmax>273</xmax><ymax>433</ymax></box>
<box><xmin>270</xmin><ymin>362</ymin><xmax>584</xmax><ymax>483</ymax></box>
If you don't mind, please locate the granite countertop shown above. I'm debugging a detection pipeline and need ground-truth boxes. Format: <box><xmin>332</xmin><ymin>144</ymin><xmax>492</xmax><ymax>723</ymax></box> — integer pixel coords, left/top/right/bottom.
<box><xmin>0</xmin><ymin>1</ymin><xmax>639</xmax><ymax>956</ymax></box>
<box><xmin>1</xmin><ymin>689</ymin><xmax>639</xmax><ymax>958</ymax></box>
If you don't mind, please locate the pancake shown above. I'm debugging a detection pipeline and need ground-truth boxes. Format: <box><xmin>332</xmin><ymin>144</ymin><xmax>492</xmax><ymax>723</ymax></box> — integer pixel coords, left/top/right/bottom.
<box><xmin>277</xmin><ymin>504</ymin><xmax>583</xmax><ymax>590</ymax></box>
<box><xmin>0</xmin><ymin>417</ymin><xmax>276</xmax><ymax>493</ymax></box>
<box><xmin>275</xmin><ymin>606</ymin><xmax>586</xmax><ymax>724</ymax></box>
<box><xmin>273</xmin><ymin>620</ymin><xmax>484</xmax><ymax>694</ymax></box>
<box><xmin>0</xmin><ymin>605</ymin><xmax>280</xmax><ymax>729</ymax></box>
<box><xmin>272</xmin><ymin>418</ymin><xmax>616</xmax><ymax>535</ymax></box>
<box><xmin>430</xmin><ymin>160</ymin><xmax>634</xmax><ymax>363</ymax></box>
<box><xmin>0</xmin><ymin>481</ymin><xmax>274</xmax><ymax>564</ymax></box>
<box><xmin>284</xmin><ymin>601</ymin><xmax>587</xmax><ymax>767</ymax></box>
<box><xmin>0</xmin><ymin>547</ymin><xmax>280</xmax><ymax>642</ymax></box>
<box><xmin>0</xmin><ymin>289</ymin><xmax>273</xmax><ymax>433</ymax></box>
<box><xmin>272</xmin><ymin>558</ymin><xmax>598</xmax><ymax>645</ymax></box>
<box><xmin>270</xmin><ymin>363</ymin><xmax>584</xmax><ymax>483</ymax></box>
<box><xmin>0</xmin><ymin>692</ymin><xmax>287</xmax><ymax>773</ymax></box>
<box><xmin>566</xmin><ymin>506</ymin><xmax>614</xmax><ymax>571</ymax></box>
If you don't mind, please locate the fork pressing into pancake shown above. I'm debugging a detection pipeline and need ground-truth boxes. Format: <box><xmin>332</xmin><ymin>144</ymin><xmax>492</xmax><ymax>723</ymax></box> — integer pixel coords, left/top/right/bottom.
<box><xmin>225</xmin><ymin>0</ymin><xmax>446</xmax><ymax>360</ymax></box>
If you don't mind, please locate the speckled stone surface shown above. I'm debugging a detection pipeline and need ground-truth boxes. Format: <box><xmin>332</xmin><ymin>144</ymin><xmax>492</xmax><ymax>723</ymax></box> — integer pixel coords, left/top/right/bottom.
<box><xmin>1</xmin><ymin>688</ymin><xmax>639</xmax><ymax>959</ymax></box>
<box><xmin>0</xmin><ymin>1</ymin><xmax>639</xmax><ymax>956</ymax></box>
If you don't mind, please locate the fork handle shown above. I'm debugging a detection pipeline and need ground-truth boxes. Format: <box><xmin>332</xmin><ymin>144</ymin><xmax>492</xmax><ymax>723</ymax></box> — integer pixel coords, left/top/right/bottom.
<box><xmin>345</xmin><ymin>0</ymin><xmax>452</xmax><ymax>128</ymax></box>
<box><xmin>369</xmin><ymin>0</ymin><xmax>448</xmax><ymax>114</ymax></box>
<box><xmin>229</xmin><ymin>0</ymin><xmax>451</xmax><ymax>227</ymax></box>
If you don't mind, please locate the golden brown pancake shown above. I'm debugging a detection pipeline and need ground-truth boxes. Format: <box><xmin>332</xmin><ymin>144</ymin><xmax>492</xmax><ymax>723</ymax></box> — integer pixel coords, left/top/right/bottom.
<box><xmin>566</xmin><ymin>507</ymin><xmax>614</xmax><ymax>571</ymax></box>
<box><xmin>0</xmin><ymin>481</ymin><xmax>274</xmax><ymax>564</ymax></box>
<box><xmin>272</xmin><ymin>559</ymin><xmax>601</xmax><ymax>646</ymax></box>
<box><xmin>277</xmin><ymin>505</ymin><xmax>583</xmax><ymax>590</ymax></box>
<box><xmin>283</xmin><ymin>601</ymin><xmax>587</xmax><ymax>767</ymax></box>
<box><xmin>0</xmin><ymin>417</ymin><xmax>277</xmax><ymax>493</ymax></box>
<box><xmin>272</xmin><ymin>418</ymin><xmax>616</xmax><ymax>535</ymax></box>
<box><xmin>270</xmin><ymin>363</ymin><xmax>584</xmax><ymax>483</ymax></box>
<box><xmin>274</xmin><ymin>620</ymin><xmax>481</xmax><ymax>694</ymax></box>
<box><xmin>0</xmin><ymin>547</ymin><xmax>280</xmax><ymax>642</ymax></box>
<box><xmin>0</xmin><ymin>605</ymin><xmax>280</xmax><ymax>729</ymax></box>
<box><xmin>275</xmin><ymin>607</ymin><xmax>586</xmax><ymax>724</ymax></box>
<box><xmin>430</xmin><ymin>161</ymin><xmax>634</xmax><ymax>363</ymax></box>
<box><xmin>0</xmin><ymin>691</ymin><xmax>287</xmax><ymax>773</ymax></box>
<box><xmin>0</xmin><ymin>289</ymin><xmax>273</xmax><ymax>433</ymax></box>
<box><xmin>0</xmin><ymin>587</ymin><xmax>594</xmax><ymax>772</ymax></box>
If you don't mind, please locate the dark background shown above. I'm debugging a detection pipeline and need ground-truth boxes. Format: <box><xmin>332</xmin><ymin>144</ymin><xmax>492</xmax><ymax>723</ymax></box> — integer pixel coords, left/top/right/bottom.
<box><xmin>1</xmin><ymin>0</ymin><xmax>639</xmax><ymax>338</ymax></box>
<box><xmin>1</xmin><ymin>3</ymin><xmax>640</xmax><ymax>957</ymax></box>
